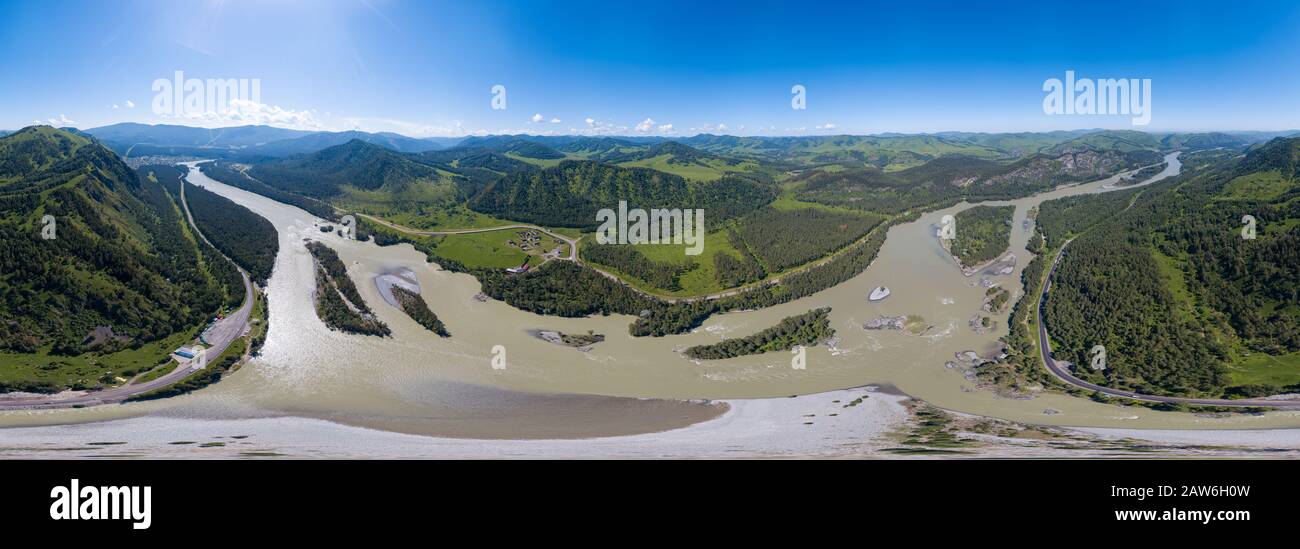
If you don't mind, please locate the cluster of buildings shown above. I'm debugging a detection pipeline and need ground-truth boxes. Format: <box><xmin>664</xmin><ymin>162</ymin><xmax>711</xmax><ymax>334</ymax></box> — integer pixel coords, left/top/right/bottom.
<box><xmin>507</xmin><ymin>230</ymin><xmax>543</xmax><ymax>251</ymax></box>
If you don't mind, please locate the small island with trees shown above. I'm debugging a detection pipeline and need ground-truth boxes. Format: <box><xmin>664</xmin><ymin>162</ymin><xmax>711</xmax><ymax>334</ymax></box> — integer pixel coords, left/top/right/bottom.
<box><xmin>684</xmin><ymin>307</ymin><xmax>834</xmax><ymax>360</ymax></box>
<box><xmin>949</xmin><ymin>205</ymin><xmax>1015</xmax><ymax>270</ymax></box>
<box><xmin>390</xmin><ymin>286</ymin><xmax>449</xmax><ymax>337</ymax></box>
<box><xmin>307</xmin><ymin>241</ymin><xmax>391</xmax><ymax>337</ymax></box>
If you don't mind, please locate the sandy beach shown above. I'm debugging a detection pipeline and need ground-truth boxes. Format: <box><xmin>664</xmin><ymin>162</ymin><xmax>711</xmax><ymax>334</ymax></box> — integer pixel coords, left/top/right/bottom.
<box><xmin>0</xmin><ymin>388</ymin><xmax>908</xmax><ymax>459</ymax></box>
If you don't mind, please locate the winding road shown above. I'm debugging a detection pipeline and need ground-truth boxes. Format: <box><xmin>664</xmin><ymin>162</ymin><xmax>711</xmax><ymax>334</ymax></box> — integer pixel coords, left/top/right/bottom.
<box><xmin>357</xmin><ymin>210</ymin><xmax>896</xmax><ymax>304</ymax></box>
<box><xmin>1036</xmin><ymin>240</ymin><xmax>1300</xmax><ymax>409</ymax></box>
<box><xmin>357</xmin><ymin>213</ymin><xmax>579</xmax><ymax>260</ymax></box>
<box><xmin>0</xmin><ymin>166</ymin><xmax>255</xmax><ymax>410</ymax></box>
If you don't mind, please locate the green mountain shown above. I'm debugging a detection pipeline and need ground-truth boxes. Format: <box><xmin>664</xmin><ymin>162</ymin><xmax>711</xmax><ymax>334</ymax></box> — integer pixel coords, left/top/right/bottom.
<box><xmin>1040</xmin><ymin>137</ymin><xmax>1300</xmax><ymax>397</ymax></box>
<box><xmin>85</xmin><ymin>122</ymin><xmax>313</xmax><ymax>148</ymax></box>
<box><xmin>84</xmin><ymin>123</ymin><xmax>455</xmax><ymax>159</ymax></box>
<box><xmin>214</xmin><ymin>139</ymin><xmax>504</xmax><ymax>230</ymax></box>
<box><xmin>932</xmin><ymin>130</ymin><xmax>1097</xmax><ymax>155</ymax></box>
<box><xmin>247</xmin><ymin>139</ymin><xmax>453</xmax><ymax>198</ymax></box>
<box><xmin>793</xmin><ymin>147</ymin><xmax>1158</xmax><ymax>215</ymax></box>
<box><xmin>246</xmin><ymin>130</ymin><xmax>442</xmax><ymax>157</ymax></box>
<box><xmin>605</xmin><ymin>141</ymin><xmax>780</xmax><ymax>182</ymax></box>
<box><xmin>1159</xmin><ymin>132</ymin><xmax>1247</xmax><ymax>151</ymax></box>
<box><xmin>467</xmin><ymin>159</ymin><xmax>776</xmax><ymax>228</ymax></box>
<box><xmin>555</xmin><ymin>137</ymin><xmax>641</xmax><ymax>157</ymax></box>
<box><xmin>1047</xmin><ymin>130</ymin><xmax>1163</xmax><ymax>154</ymax></box>
<box><xmin>0</xmin><ymin>127</ymin><xmax>237</xmax><ymax>386</ymax></box>
<box><xmin>453</xmin><ymin>136</ymin><xmax>566</xmax><ymax>159</ymax></box>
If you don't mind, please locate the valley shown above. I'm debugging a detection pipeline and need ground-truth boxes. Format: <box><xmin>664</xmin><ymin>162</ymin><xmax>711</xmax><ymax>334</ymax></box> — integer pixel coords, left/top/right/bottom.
<box><xmin>3</xmin><ymin>124</ymin><xmax>1300</xmax><ymax>451</ymax></box>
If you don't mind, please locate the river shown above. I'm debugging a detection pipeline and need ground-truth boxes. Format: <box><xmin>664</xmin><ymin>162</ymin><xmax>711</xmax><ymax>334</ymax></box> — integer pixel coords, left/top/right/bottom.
<box><xmin>5</xmin><ymin>153</ymin><xmax>1300</xmax><ymax>455</ymax></box>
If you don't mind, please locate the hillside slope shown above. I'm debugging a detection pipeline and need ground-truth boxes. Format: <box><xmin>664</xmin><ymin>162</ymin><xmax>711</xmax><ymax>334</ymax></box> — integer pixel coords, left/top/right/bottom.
<box><xmin>0</xmin><ymin>127</ymin><xmax>241</xmax><ymax>389</ymax></box>
<box><xmin>1042</xmin><ymin>138</ymin><xmax>1300</xmax><ymax>397</ymax></box>
<box><xmin>467</xmin><ymin>159</ymin><xmax>776</xmax><ymax>228</ymax></box>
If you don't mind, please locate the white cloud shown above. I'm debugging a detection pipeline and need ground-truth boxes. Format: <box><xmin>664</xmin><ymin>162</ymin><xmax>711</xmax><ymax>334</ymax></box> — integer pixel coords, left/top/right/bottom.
<box><xmin>111</xmin><ymin>104</ymin><xmax>119</xmax><ymax>109</ymax></box>
<box><xmin>166</xmin><ymin>99</ymin><xmax>323</xmax><ymax>130</ymax></box>
<box><xmin>571</xmin><ymin>117</ymin><xmax>627</xmax><ymax>136</ymax></box>
<box><xmin>816</xmin><ymin>122</ymin><xmax>837</xmax><ymax>130</ymax></box>
<box><xmin>635</xmin><ymin>118</ymin><xmax>656</xmax><ymax>133</ymax></box>
<box><xmin>550</xmin><ymin>117</ymin><xmax>561</xmax><ymax>124</ymax></box>
<box><xmin>658</xmin><ymin>124</ymin><xmax>674</xmax><ymax>134</ymax></box>
<box><xmin>531</xmin><ymin>113</ymin><xmax>544</xmax><ymax>123</ymax></box>
<box><xmin>340</xmin><ymin>117</ymin><xmax>466</xmax><ymax>137</ymax></box>
<box><xmin>47</xmin><ymin>114</ymin><xmax>76</xmax><ymax>126</ymax></box>
<box><xmin>125</xmin><ymin>100</ymin><xmax>135</xmax><ymax>109</ymax></box>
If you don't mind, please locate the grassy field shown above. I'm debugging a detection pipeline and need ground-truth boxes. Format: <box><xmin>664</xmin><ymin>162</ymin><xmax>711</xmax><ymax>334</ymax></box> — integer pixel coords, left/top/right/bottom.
<box><xmin>338</xmin><ymin>190</ymin><xmax>508</xmax><ymax>231</ymax></box>
<box><xmin>582</xmin><ymin>229</ymin><xmax>739</xmax><ymax>297</ymax></box>
<box><xmin>505</xmin><ymin>152</ymin><xmax>566</xmax><ymax>168</ymax></box>
<box><xmin>1149</xmin><ymin>245</ymin><xmax>1300</xmax><ymax>389</ymax></box>
<box><xmin>0</xmin><ymin>287</ymin><xmax>269</xmax><ymax>394</ymax></box>
<box><xmin>617</xmin><ymin>155</ymin><xmax>774</xmax><ymax>182</ymax></box>
<box><xmin>575</xmin><ymin>195</ymin><xmax>890</xmax><ymax>298</ymax></box>
<box><xmin>1221</xmin><ymin>170</ymin><xmax>1293</xmax><ymax>201</ymax></box>
<box><xmin>618</xmin><ymin>155</ymin><xmax>727</xmax><ymax>181</ymax></box>
<box><xmin>1150</xmin><ymin>247</ymin><xmax>1198</xmax><ymax>324</ymax></box>
<box><xmin>0</xmin><ymin>326</ymin><xmax>200</xmax><ymax>391</ymax></box>
<box><xmin>1226</xmin><ymin>351</ymin><xmax>1300</xmax><ymax>387</ymax></box>
<box><xmin>433</xmin><ymin>229</ymin><xmax>569</xmax><ymax>269</ymax></box>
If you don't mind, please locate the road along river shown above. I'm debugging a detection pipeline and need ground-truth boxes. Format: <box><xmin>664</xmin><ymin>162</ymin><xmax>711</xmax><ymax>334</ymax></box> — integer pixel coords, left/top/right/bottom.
<box><xmin>5</xmin><ymin>153</ymin><xmax>1300</xmax><ymax>451</ymax></box>
<box><xmin>0</xmin><ymin>167</ymin><xmax>255</xmax><ymax>409</ymax></box>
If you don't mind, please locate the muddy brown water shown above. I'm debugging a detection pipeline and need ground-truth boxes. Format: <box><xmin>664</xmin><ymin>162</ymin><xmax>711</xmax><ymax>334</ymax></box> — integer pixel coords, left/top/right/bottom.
<box><xmin>5</xmin><ymin>154</ymin><xmax>1300</xmax><ymax>441</ymax></box>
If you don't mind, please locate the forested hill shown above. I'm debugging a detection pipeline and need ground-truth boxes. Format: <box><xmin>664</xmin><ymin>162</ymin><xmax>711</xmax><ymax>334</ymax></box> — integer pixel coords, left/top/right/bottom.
<box><xmin>1042</xmin><ymin>138</ymin><xmax>1300</xmax><ymax>397</ymax></box>
<box><xmin>0</xmin><ymin>127</ymin><xmax>233</xmax><ymax>360</ymax></box>
<box><xmin>247</xmin><ymin>139</ymin><xmax>445</xmax><ymax>198</ymax></box>
<box><xmin>147</xmin><ymin>165</ymin><xmax>279</xmax><ymax>285</ymax></box>
<box><xmin>467</xmin><ymin>159</ymin><xmax>777</xmax><ymax>228</ymax></box>
<box><xmin>794</xmin><ymin>147</ymin><xmax>1159</xmax><ymax>215</ymax></box>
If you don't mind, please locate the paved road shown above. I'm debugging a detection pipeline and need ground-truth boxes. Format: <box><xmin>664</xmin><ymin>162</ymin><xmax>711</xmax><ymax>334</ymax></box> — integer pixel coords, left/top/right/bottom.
<box><xmin>0</xmin><ymin>167</ymin><xmax>255</xmax><ymax>410</ymax></box>
<box><xmin>1036</xmin><ymin>240</ymin><xmax>1300</xmax><ymax>409</ymax></box>
<box><xmin>357</xmin><ymin>214</ymin><xmax>579</xmax><ymax>260</ymax></box>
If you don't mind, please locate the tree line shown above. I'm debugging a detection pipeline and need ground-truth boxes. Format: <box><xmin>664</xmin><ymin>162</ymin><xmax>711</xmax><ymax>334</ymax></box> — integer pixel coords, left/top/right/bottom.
<box><xmin>180</xmin><ymin>176</ymin><xmax>279</xmax><ymax>285</ymax></box>
<box><xmin>684</xmin><ymin>307</ymin><xmax>833</xmax><ymax>360</ymax></box>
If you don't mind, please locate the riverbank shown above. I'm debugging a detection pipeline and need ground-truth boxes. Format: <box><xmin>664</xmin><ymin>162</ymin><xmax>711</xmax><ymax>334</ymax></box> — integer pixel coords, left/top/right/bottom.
<box><xmin>7</xmin><ymin>386</ymin><xmax>1300</xmax><ymax>458</ymax></box>
<box><xmin>14</xmin><ymin>150</ymin><xmax>1300</xmax><ymax>454</ymax></box>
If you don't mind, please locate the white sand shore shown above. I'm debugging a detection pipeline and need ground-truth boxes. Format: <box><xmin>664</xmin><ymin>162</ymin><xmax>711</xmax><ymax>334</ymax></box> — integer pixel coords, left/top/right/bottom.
<box><xmin>0</xmin><ymin>388</ymin><xmax>910</xmax><ymax>459</ymax></box>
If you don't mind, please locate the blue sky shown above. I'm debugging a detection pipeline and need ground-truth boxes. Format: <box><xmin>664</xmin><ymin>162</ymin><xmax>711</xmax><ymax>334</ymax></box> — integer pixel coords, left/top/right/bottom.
<box><xmin>3</xmin><ymin>0</ymin><xmax>1299</xmax><ymax>136</ymax></box>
